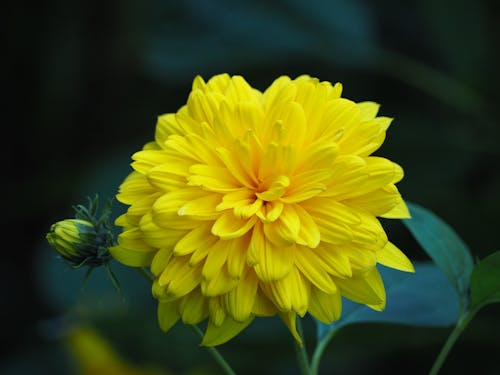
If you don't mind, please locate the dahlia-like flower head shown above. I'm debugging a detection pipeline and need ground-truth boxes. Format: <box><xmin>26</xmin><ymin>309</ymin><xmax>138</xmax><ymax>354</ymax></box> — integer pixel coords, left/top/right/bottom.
<box><xmin>110</xmin><ymin>74</ymin><xmax>414</xmax><ymax>346</ymax></box>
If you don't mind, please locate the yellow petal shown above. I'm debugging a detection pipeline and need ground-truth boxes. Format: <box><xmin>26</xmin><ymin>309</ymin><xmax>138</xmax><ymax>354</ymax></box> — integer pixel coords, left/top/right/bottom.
<box><xmin>302</xmin><ymin>198</ymin><xmax>361</xmax><ymax>225</ymax></box>
<box><xmin>281</xmin><ymin>170</ymin><xmax>328</xmax><ymax>203</ymax></box>
<box><xmin>380</xmin><ymin>199</ymin><xmax>411</xmax><ymax>219</ymax></box>
<box><xmin>312</xmin><ymin>245</ymin><xmax>352</xmax><ymax>278</ymax></box>
<box><xmin>309</xmin><ymin>215</ymin><xmax>353</xmax><ymax>245</ymax></box>
<box><xmin>262</xmin><ymin>76</ymin><xmax>294</xmax><ymax>115</ymax></box>
<box><xmin>209</xmin><ymin>297</ymin><xmax>226</xmax><ymax>327</ymax></box>
<box><xmin>152</xmin><ymin>190</ymin><xmax>204</xmax><ymax>230</ymax></box>
<box><xmin>189</xmin><ymin>244</ymin><xmax>210</xmax><ymax>266</ymax></box>
<box><xmin>224</xmin><ymin>270</ymin><xmax>259</xmax><ymax>322</ymax></box>
<box><xmin>110</xmin><ymin>229</ymin><xmax>156</xmax><ymax>267</ymax></box>
<box><xmin>108</xmin><ymin>244</ymin><xmax>154</xmax><ymax>267</ymax></box>
<box><xmin>308</xmin><ymin>288</ymin><xmax>342</xmax><ymax>324</ymax></box>
<box><xmin>343</xmin><ymin>185</ymin><xmax>403</xmax><ymax>218</ymax></box>
<box><xmin>173</xmin><ymin>222</ymin><xmax>216</xmax><ymax>256</ymax></box>
<box><xmin>255</xmin><ymin>175</ymin><xmax>290</xmax><ymax>201</ymax></box>
<box><xmin>211</xmin><ymin>211</ymin><xmax>257</xmax><ymax>239</ymax></box>
<box><xmin>295</xmin><ymin>82</ymin><xmax>329</xmax><ymax>142</ymax></box>
<box><xmin>280</xmin><ymin>101</ymin><xmax>307</xmax><ymax>148</ymax></box>
<box><xmin>204</xmin><ymin>73</ymin><xmax>231</xmax><ymax>94</ymax></box>
<box><xmin>131</xmin><ymin>150</ymin><xmax>169</xmax><ymax>174</ymax></box>
<box><xmin>252</xmin><ymin>290</ymin><xmax>277</xmax><ymax>316</ymax></box>
<box><xmin>357</xmin><ymin>101</ymin><xmax>380</xmax><ymax>120</ymax></box>
<box><xmin>251</xmin><ymin>230</ymin><xmax>295</xmax><ymax>282</ymax></box>
<box><xmin>226</xmin><ymin>236</ymin><xmax>249</xmax><ymax>279</ymax></box>
<box><xmin>155</xmin><ymin>114</ymin><xmax>177</xmax><ymax>144</ymax></box>
<box><xmin>216</xmin><ymin>147</ymin><xmax>255</xmax><ymax>188</ymax></box>
<box><xmin>224</xmin><ymin>75</ymin><xmax>259</xmax><ymax>104</ymax></box>
<box><xmin>335</xmin><ymin>267</ymin><xmax>385</xmax><ymax>309</ymax></box>
<box><xmin>260</xmin><ymin>273</ymin><xmax>293</xmax><ymax>312</ymax></box>
<box><xmin>319</xmin><ymin>98</ymin><xmax>360</xmax><ymax>140</ymax></box>
<box><xmin>123</xmin><ymin>193</ymin><xmax>160</xmax><ymax>226</ymax></box>
<box><xmin>202</xmin><ymin>266</ymin><xmax>239</xmax><ymax>297</ymax></box>
<box><xmin>233</xmin><ymin>199</ymin><xmax>263</xmax><ymax>219</ymax></box>
<box><xmin>338</xmin><ymin>118</ymin><xmax>387</xmax><ymax>156</ymax></box>
<box><xmin>202</xmin><ymin>240</ymin><xmax>230</xmax><ymax>281</ymax></box>
<box><xmin>294</xmin><ymin>141</ymin><xmax>338</xmax><ymax>174</ymax></box>
<box><xmin>295</xmin><ymin>250</ymin><xmax>337</xmax><ymax>294</ymax></box>
<box><xmin>201</xmin><ymin>316</ymin><xmax>254</xmax><ymax>346</ymax></box>
<box><xmin>377</xmin><ymin>241</ymin><xmax>414</xmax><ymax>272</ymax></box>
<box><xmin>147</xmin><ymin>163</ymin><xmax>188</xmax><ymax>192</ymax></box>
<box><xmin>179</xmin><ymin>289</ymin><xmax>208</xmax><ymax>324</ymax></box>
<box><xmin>279</xmin><ymin>312</ymin><xmax>302</xmax><ymax>345</ymax></box>
<box><xmin>343</xmin><ymin>245</ymin><xmax>378</xmax><ymax>273</ymax></box>
<box><xmin>188</xmin><ymin>164</ymin><xmax>241</xmax><ymax>193</ymax></box>
<box><xmin>216</xmin><ymin>189</ymin><xmax>255</xmax><ymax>211</ymax></box>
<box><xmin>116</xmin><ymin>172</ymin><xmax>156</xmax><ymax>205</ymax></box>
<box><xmin>293</xmin><ymin>204</ymin><xmax>320</xmax><ymax>248</ymax></box>
<box><xmin>256</xmin><ymin>201</ymin><xmax>283</xmax><ymax>223</ymax></box>
<box><xmin>158</xmin><ymin>255</ymin><xmax>202</xmax><ymax>298</ymax></box>
<box><xmin>158</xmin><ymin>301</ymin><xmax>180</xmax><ymax>332</ymax></box>
<box><xmin>140</xmin><ymin>212</ymin><xmax>186</xmax><ymax>249</ymax></box>
<box><xmin>150</xmin><ymin>248</ymin><xmax>173</xmax><ymax>277</ymax></box>
<box><xmin>187</xmin><ymin>89</ymin><xmax>219</xmax><ymax>124</ymax></box>
<box><xmin>288</xmin><ymin>267</ymin><xmax>310</xmax><ymax>316</ymax></box>
<box><xmin>322</xmin><ymin>157</ymin><xmax>402</xmax><ymax>200</ymax></box>
<box><xmin>262</xmin><ymin>205</ymin><xmax>300</xmax><ymax>246</ymax></box>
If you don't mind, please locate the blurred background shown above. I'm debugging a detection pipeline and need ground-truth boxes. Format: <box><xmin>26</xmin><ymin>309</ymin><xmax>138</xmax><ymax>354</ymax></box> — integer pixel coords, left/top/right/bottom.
<box><xmin>4</xmin><ymin>0</ymin><xmax>500</xmax><ymax>374</ymax></box>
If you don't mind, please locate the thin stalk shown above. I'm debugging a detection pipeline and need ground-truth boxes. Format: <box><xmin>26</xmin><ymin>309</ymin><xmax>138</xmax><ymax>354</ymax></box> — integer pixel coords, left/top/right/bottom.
<box><xmin>190</xmin><ymin>325</ymin><xmax>237</xmax><ymax>375</ymax></box>
<box><xmin>429</xmin><ymin>310</ymin><xmax>476</xmax><ymax>375</ymax></box>
<box><xmin>294</xmin><ymin>319</ymin><xmax>311</xmax><ymax>375</ymax></box>
<box><xmin>137</xmin><ymin>267</ymin><xmax>155</xmax><ymax>282</ymax></box>
<box><xmin>134</xmin><ymin>268</ymin><xmax>237</xmax><ymax>375</ymax></box>
<box><xmin>310</xmin><ymin>328</ymin><xmax>338</xmax><ymax>375</ymax></box>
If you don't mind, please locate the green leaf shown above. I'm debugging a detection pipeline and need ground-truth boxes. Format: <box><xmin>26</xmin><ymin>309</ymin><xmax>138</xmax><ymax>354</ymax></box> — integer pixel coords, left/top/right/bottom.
<box><xmin>470</xmin><ymin>251</ymin><xmax>500</xmax><ymax>310</ymax></box>
<box><xmin>403</xmin><ymin>203</ymin><xmax>473</xmax><ymax>311</ymax></box>
<box><xmin>317</xmin><ymin>262</ymin><xmax>459</xmax><ymax>341</ymax></box>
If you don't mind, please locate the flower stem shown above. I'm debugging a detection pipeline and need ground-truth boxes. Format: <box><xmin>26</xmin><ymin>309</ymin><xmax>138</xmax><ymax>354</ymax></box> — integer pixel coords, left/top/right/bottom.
<box><xmin>134</xmin><ymin>268</ymin><xmax>237</xmax><ymax>375</ymax></box>
<box><xmin>190</xmin><ymin>325</ymin><xmax>237</xmax><ymax>375</ymax></box>
<box><xmin>429</xmin><ymin>309</ymin><xmax>476</xmax><ymax>375</ymax></box>
<box><xmin>294</xmin><ymin>319</ymin><xmax>311</xmax><ymax>375</ymax></box>
<box><xmin>137</xmin><ymin>267</ymin><xmax>154</xmax><ymax>282</ymax></box>
<box><xmin>310</xmin><ymin>328</ymin><xmax>338</xmax><ymax>375</ymax></box>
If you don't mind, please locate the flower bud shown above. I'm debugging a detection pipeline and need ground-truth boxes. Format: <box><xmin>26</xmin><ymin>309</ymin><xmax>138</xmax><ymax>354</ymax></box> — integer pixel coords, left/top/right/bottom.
<box><xmin>46</xmin><ymin>218</ymin><xmax>111</xmax><ymax>268</ymax></box>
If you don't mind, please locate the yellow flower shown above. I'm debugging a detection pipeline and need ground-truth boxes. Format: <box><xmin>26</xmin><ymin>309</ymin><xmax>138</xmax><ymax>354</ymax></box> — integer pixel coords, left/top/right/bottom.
<box><xmin>111</xmin><ymin>74</ymin><xmax>414</xmax><ymax>346</ymax></box>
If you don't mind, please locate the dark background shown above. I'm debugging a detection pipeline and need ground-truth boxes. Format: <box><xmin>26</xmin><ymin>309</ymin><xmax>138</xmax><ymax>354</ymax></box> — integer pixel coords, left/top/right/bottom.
<box><xmin>4</xmin><ymin>0</ymin><xmax>500</xmax><ymax>374</ymax></box>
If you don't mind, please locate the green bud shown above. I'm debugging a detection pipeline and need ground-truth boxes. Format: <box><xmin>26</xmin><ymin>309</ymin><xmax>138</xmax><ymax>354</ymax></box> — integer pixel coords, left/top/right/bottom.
<box><xmin>47</xmin><ymin>218</ymin><xmax>110</xmax><ymax>268</ymax></box>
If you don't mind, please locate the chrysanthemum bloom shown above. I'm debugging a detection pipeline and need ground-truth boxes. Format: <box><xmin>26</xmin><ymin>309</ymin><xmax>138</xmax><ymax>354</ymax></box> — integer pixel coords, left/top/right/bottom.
<box><xmin>111</xmin><ymin>74</ymin><xmax>414</xmax><ymax>346</ymax></box>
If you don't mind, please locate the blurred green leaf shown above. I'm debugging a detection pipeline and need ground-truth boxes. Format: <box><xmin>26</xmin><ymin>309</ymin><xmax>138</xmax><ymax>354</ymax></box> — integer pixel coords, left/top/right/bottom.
<box><xmin>419</xmin><ymin>0</ymin><xmax>487</xmax><ymax>84</ymax></box>
<box><xmin>147</xmin><ymin>0</ymin><xmax>376</xmax><ymax>82</ymax></box>
<box><xmin>317</xmin><ymin>262</ymin><xmax>459</xmax><ymax>342</ymax></box>
<box><xmin>470</xmin><ymin>251</ymin><xmax>500</xmax><ymax>310</ymax></box>
<box><xmin>403</xmin><ymin>203</ymin><xmax>473</xmax><ymax>311</ymax></box>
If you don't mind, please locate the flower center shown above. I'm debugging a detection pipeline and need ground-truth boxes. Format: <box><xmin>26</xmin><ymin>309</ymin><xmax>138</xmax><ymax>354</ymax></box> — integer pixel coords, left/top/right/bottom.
<box><xmin>254</xmin><ymin>175</ymin><xmax>290</xmax><ymax>202</ymax></box>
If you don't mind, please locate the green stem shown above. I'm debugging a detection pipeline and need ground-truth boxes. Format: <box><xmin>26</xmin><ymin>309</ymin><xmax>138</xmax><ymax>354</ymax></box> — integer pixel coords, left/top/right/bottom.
<box><xmin>294</xmin><ymin>319</ymin><xmax>311</xmax><ymax>375</ymax></box>
<box><xmin>429</xmin><ymin>309</ymin><xmax>476</xmax><ymax>375</ymax></box>
<box><xmin>134</xmin><ymin>268</ymin><xmax>237</xmax><ymax>375</ymax></box>
<box><xmin>137</xmin><ymin>267</ymin><xmax>155</xmax><ymax>282</ymax></box>
<box><xmin>310</xmin><ymin>328</ymin><xmax>337</xmax><ymax>375</ymax></box>
<box><xmin>190</xmin><ymin>325</ymin><xmax>237</xmax><ymax>375</ymax></box>
<box><xmin>104</xmin><ymin>264</ymin><xmax>123</xmax><ymax>297</ymax></box>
